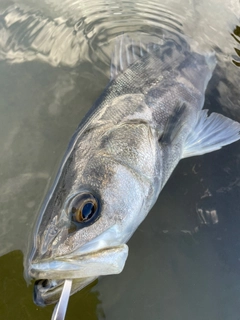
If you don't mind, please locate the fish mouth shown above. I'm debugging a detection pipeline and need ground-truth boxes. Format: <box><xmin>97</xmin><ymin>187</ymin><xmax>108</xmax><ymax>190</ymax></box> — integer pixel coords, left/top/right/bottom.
<box><xmin>30</xmin><ymin>244</ymin><xmax>128</xmax><ymax>279</ymax></box>
<box><xmin>34</xmin><ymin>278</ymin><xmax>66</xmax><ymax>306</ymax></box>
<box><xmin>31</xmin><ymin>244</ymin><xmax>128</xmax><ymax>306</ymax></box>
<box><xmin>34</xmin><ymin>277</ymin><xmax>96</xmax><ymax>306</ymax></box>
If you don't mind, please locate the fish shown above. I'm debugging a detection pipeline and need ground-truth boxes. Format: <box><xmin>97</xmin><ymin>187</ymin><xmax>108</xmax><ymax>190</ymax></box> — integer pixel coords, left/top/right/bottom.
<box><xmin>25</xmin><ymin>32</ymin><xmax>240</xmax><ymax>307</ymax></box>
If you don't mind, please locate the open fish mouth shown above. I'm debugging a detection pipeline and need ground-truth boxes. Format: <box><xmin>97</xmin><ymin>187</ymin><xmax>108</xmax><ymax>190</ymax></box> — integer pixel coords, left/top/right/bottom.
<box><xmin>34</xmin><ymin>277</ymin><xmax>95</xmax><ymax>306</ymax></box>
<box><xmin>31</xmin><ymin>244</ymin><xmax>128</xmax><ymax>306</ymax></box>
<box><xmin>34</xmin><ymin>278</ymin><xmax>66</xmax><ymax>306</ymax></box>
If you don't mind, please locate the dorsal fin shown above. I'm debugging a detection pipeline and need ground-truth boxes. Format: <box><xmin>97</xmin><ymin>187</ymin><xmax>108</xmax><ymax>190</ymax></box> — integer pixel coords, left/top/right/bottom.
<box><xmin>110</xmin><ymin>33</ymin><xmax>163</xmax><ymax>81</ymax></box>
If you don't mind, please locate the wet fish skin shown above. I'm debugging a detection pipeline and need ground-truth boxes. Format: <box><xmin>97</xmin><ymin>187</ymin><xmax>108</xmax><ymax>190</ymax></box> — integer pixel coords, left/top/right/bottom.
<box><xmin>25</xmin><ymin>33</ymin><xmax>240</xmax><ymax>305</ymax></box>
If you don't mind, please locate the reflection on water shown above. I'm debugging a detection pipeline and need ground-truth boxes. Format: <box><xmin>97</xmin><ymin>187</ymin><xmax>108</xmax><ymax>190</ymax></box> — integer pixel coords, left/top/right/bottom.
<box><xmin>0</xmin><ymin>0</ymin><xmax>239</xmax><ymax>69</ymax></box>
<box><xmin>0</xmin><ymin>0</ymin><xmax>240</xmax><ymax>319</ymax></box>
<box><xmin>232</xmin><ymin>25</ymin><xmax>240</xmax><ymax>67</ymax></box>
<box><xmin>0</xmin><ymin>1</ymin><xmax>183</xmax><ymax>67</ymax></box>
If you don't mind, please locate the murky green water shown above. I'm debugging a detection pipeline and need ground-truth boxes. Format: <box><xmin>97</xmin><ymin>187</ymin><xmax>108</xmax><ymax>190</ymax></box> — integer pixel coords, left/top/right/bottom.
<box><xmin>0</xmin><ymin>0</ymin><xmax>240</xmax><ymax>319</ymax></box>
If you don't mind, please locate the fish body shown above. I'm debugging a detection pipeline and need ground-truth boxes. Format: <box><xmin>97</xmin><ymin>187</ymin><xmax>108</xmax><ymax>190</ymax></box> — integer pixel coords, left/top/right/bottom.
<box><xmin>25</xmin><ymin>33</ymin><xmax>240</xmax><ymax>305</ymax></box>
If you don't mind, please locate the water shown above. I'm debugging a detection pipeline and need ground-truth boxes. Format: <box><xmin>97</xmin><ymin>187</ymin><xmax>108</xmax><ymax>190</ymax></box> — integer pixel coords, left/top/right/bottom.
<box><xmin>0</xmin><ymin>0</ymin><xmax>240</xmax><ymax>319</ymax></box>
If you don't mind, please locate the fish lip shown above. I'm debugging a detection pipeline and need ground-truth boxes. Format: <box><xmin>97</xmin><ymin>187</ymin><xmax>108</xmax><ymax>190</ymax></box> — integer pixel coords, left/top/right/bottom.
<box><xmin>33</xmin><ymin>277</ymin><xmax>98</xmax><ymax>306</ymax></box>
<box><xmin>29</xmin><ymin>244</ymin><xmax>129</xmax><ymax>280</ymax></box>
<box><xmin>34</xmin><ymin>279</ymin><xmax>65</xmax><ymax>306</ymax></box>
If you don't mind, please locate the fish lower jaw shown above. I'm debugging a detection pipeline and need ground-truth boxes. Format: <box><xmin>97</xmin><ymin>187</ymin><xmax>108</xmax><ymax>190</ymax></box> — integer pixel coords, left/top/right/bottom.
<box><xmin>30</xmin><ymin>244</ymin><xmax>129</xmax><ymax>280</ymax></box>
<box><xmin>34</xmin><ymin>277</ymin><xmax>97</xmax><ymax>306</ymax></box>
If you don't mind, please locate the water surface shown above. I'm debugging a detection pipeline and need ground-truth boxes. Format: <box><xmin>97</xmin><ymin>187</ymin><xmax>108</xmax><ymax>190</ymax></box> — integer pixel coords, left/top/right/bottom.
<box><xmin>0</xmin><ymin>0</ymin><xmax>240</xmax><ymax>319</ymax></box>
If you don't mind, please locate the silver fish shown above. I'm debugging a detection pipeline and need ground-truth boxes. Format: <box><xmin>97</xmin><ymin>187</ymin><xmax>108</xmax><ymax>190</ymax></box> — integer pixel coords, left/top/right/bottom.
<box><xmin>25</xmin><ymin>33</ymin><xmax>240</xmax><ymax>306</ymax></box>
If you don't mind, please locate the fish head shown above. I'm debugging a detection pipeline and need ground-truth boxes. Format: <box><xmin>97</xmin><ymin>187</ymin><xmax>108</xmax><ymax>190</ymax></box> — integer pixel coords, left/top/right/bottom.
<box><xmin>26</xmin><ymin>127</ymin><xmax>152</xmax><ymax>305</ymax></box>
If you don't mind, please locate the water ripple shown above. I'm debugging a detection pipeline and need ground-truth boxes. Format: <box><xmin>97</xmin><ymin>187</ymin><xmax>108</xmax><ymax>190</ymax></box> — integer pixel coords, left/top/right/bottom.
<box><xmin>231</xmin><ymin>25</ymin><xmax>240</xmax><ymax>67</ymax></box>
<box><xmin>0</xmin><ymin>0</ymin><xmax>239</xmax><ymax>73</ymax></box>
<box><xmin>0</xmin><ymin>1</ymin><xmax>183</xmax><ymax>67</ymax></box>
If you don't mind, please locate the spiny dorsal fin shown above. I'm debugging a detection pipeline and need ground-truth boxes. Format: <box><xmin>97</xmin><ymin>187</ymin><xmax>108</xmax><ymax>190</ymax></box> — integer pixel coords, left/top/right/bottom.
<box><xmin>110</xmin><ymin>33</ymin><xmax>163</xmax><ymax>81</ymax></box>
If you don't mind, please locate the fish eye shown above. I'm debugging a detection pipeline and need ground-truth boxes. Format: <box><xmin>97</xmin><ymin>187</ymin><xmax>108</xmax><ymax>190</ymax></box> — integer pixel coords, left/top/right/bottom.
<box><xmin>70</xmin><ymin>192</ymin><xmax>100</xmax><ymax>227</ymax></box>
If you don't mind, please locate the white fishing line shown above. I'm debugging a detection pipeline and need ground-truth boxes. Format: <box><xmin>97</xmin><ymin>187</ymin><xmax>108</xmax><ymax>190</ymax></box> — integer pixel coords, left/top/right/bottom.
<box><xmin>51</xmin><ymin>280</ymin><xmax>72</xmax><ymax>320</ymax></box>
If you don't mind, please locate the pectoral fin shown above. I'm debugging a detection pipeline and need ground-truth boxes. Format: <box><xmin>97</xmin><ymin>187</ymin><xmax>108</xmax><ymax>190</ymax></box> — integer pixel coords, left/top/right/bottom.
<box><xmin>182</xmin><ymin>110</ymin><xmax>240</xmax><ymax>158</ymax></box>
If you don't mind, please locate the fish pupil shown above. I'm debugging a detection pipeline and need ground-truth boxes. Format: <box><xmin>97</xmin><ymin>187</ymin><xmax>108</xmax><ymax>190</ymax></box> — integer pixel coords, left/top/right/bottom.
<box><xmin>82</xmin><ymin>202</ymin><xmax>95</xmax><ymax>220</ymax></box>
